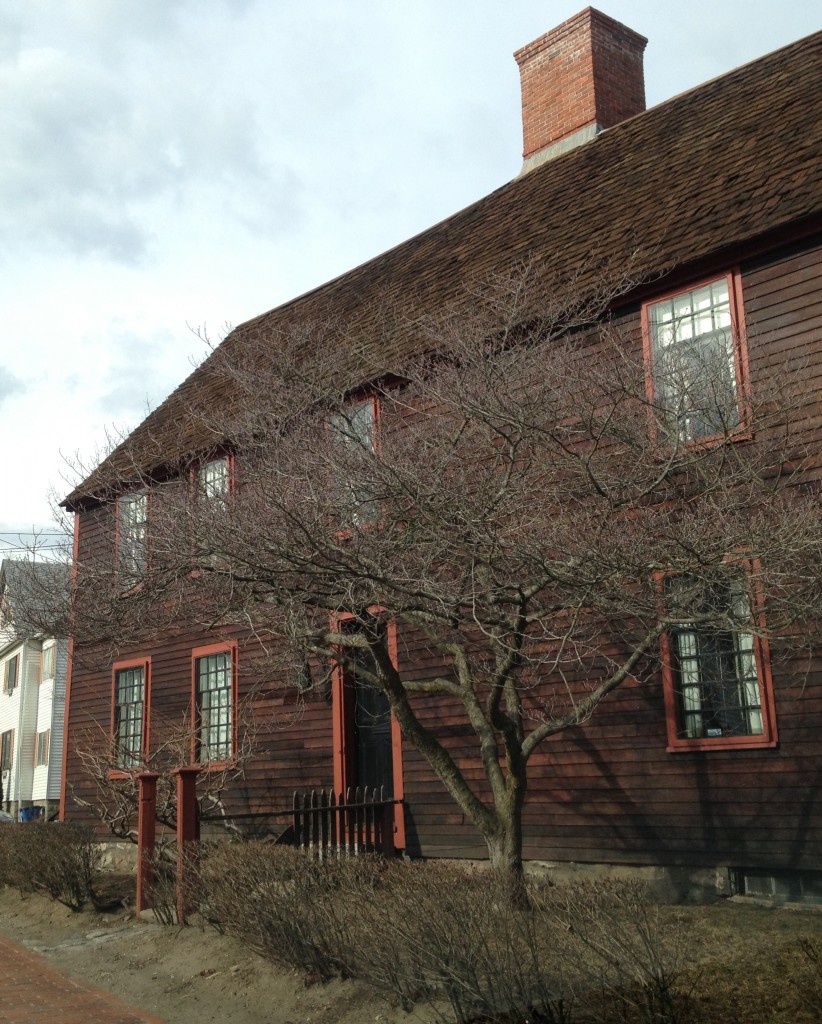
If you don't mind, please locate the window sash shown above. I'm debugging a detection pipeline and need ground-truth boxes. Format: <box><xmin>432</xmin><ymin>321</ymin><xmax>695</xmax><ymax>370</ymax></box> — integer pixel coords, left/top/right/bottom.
<box><xmin>0</xmin><ymin>729</ymin><xmax>13</xmax><ymax>770</ymax></box>
<box><xmin>668</xmin><ymin>577</ymin><xmax>764</xmax><ymax>740</ymax></box>
<box><xmin>3</xmin><ymin>655</ymin><xmax>19</xmax><ymax>693</ymax></box>
<box><xmin>196</xmin><ymin>652</ymin><xmax>233</xmax><ymax>762</ymax></box>
<box><xmin>36</xmin><ymin>730</ymin><xmax>50</xmax><ymax>766</ymax></box>
<box><xmin>119</xmin><ymin>492</ymin><xmax>148</xmax><ymax>582</ymax></box>
<box><xmin>328</xmin><ymin>399</ymin><xmax>378</xmax><ymax>525</ymax></box>
<box><xmin>114</xmin><ymin>666</ymin><xmax>145</xmax><ymax>769</ymax></box>
<box><xmin>648</xmin><ymin>278</ymin><xmax>739</xmax><ymax>441</ymax></box>
<box><xmin>41</xmin><ymin>645</ymin><xmax>56</xmax><ymax>682</ymax></box>
<box><xmin>197</xmin><ymin>458</ymin><xmax>230</xmax><ymax>501</ymax></box>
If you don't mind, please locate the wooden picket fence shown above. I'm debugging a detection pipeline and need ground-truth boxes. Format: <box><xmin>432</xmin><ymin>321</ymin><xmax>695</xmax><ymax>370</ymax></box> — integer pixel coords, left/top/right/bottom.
<box><xmin>292</xmin><ymin>786</ymin><xmax>397</xmax><ymax>856</ymax></box>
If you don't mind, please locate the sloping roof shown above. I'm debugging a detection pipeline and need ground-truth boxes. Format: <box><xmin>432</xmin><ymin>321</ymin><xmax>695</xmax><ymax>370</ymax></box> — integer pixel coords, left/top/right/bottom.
<box><xmin>0</xmin><ymin>559</ymin><xmax>71</xmax><ymax>640</ymax></box>
<box><xmin>66</xmin><ymin>29</ymin><xmax>822</xmax><ymax>509</ymax></box>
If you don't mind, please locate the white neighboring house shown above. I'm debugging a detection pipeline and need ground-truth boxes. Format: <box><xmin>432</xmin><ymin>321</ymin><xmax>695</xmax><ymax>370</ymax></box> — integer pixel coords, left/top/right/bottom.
<box><xmin>0</xmin><ymin>559</ymin><xmax>69</xmax><ymax>819</ymax></box>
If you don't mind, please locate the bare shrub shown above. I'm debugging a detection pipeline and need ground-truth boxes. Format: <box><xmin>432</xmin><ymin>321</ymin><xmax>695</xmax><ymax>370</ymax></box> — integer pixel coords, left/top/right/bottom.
<box><xmin>540</xmin><ymin>879</ymin><xmax>693</xmax><ymax>1024</ymax></box>
<box><xmin>0</xmin><ymin>822</ymin><xmax>101</xmax><ymax>911</ymax></box>
<box><xmin>789</xmin><ymin>937</ymin><xmax>822</xmax><ymax>1019</ymax></box>
<box><xmin>191</xmin><ymin>841</ymin><xmax>366</xmax><ymax>981</ymax></box>
<box><xmin>350</xmin><ymin>862</ymin><xmax>574</xmax><ymax>1024</ymax></box>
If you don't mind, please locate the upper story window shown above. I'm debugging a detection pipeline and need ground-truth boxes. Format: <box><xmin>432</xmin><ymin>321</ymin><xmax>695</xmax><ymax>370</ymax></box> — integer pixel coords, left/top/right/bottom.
<box><xmin>197</xmin><ymin>457</ymin><xmax>231</xmax><ymax>502</ymax></box>
<box><xmin>328</xmin><ymin>397</ymin><xmax>378</xmax><ymax>526</ymax></box>
<box><xmin>193</xmin><ymin>642</ymin><xmax>236</xmax><ymax>764</ymax></box>
<box><xmin>661</xmin><ymin>570</ymin><xmax>776</xmax><ymax>752</ymax></box>
<box><xmin>118</xmin><ymin>491</ymin><xmax>147</xmax><ymax>585</ymax></box>
<box><xmin>3</xmin><ymin>654</ymin><xmax>19</xmax><ymax>695</ymax></box>
<box><xmin>112</xmin><ymin>660</ymin><xmax>148</xmax><ymax>769</ymax></box>
<box><xmin>41</xmin><ymin>644</ymin><xmax>56</xmax><ymax>683</ymax></box>
<box><xmin>644</xmin><ymin>274</ymin><xmax>746</xmax><ymax>443</ymax></box>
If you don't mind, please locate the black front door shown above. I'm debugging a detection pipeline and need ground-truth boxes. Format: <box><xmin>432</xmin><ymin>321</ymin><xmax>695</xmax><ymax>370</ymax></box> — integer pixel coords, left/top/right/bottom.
<box><xmin>353</xmin><ymin>677</ymin><xmax>393</xmax><ymax>797</ymax></box>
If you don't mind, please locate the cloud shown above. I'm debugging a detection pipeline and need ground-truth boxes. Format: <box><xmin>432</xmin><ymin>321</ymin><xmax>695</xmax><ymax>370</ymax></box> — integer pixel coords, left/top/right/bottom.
<box><xmin>0</xmin><ymin>367</ymin><xmax>25</xmax><ymax>408</ymax></box>
<box><xmin>0</xmin><ymin>4</ymin><xmax>305</xmax><ymax>265</ymax></box>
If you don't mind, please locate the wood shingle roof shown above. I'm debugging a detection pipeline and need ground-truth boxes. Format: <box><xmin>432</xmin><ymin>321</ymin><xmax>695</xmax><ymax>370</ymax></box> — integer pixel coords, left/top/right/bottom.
<box><xmin>66</xmin><ymin>29</ymin><xmax>822</xmax><ymax>509</ymax></box>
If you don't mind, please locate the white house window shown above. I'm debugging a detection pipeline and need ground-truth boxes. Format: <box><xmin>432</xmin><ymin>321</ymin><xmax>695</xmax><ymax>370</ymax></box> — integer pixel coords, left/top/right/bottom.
<box><xmin>646</xmin><ymin>276</ymin><xmax>742</xmax><ymax>442</ymax></box>
<box><xmin>36</xmin><ymin>729</ymin><xmax>50</xmax><ymax>766</ymax></box>
<box><xmin>195</xmin><ymin>647</ymin><xmax>234</xmax><ymax>763</ymax></box>
<box><xmin>0</xmin><ymin>729</ymin><xmax>13</xmax><ymax>770</ymax></box>
<box><xmin>113</xmin><ymin>664</ymin><xmax>146</xmax><ymax>769</ymax></box>
<box><xmin>41</xmin><ymin>645</ymin><xmax>56</xmax><ymax>683</ymax></box>
<box><xmin>118</xmin><ymin>492</ymin><xmax>147</xmax><ymax>584</ymax></box>
<box><xmin>3</xmin><ymin>654</ymin><xmax>19</xmax><ymax>694</ymax></box>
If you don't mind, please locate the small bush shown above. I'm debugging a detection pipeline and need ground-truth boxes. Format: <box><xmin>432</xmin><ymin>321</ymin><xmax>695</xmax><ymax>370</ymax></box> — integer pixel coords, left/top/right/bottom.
<box><xmin>539</xmin><ymin>879</ymin><xmax>692</xmax><ymax>1024</ymax></box>
<box><xmin>0</xmin><ymin>821</ymin><xmax>101</xmax><ymax>911</ymax></box>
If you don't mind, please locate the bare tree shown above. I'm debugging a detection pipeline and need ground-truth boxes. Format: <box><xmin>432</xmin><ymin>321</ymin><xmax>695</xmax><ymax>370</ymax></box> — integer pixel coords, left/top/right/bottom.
<box><xmin>54</xmin><ymin>260</ymin><xmax>822</xmax><ymax>882</ymax></box>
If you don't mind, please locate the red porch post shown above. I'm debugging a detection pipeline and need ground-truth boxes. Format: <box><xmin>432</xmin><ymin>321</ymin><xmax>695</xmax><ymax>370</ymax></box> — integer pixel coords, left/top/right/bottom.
<box><xmin>135</xmin><ymin>772</ymin><xmax>161</xmax><ymax>914</ymax></box>
<box><xmin>174</xmin><ymin>766</ymin><xmax>201</xmax><ymax>923</ymax></box>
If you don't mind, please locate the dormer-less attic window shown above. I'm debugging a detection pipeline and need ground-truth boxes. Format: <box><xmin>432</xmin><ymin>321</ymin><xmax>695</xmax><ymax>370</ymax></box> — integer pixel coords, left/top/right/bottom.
<box><xmin>118</xmin><ymin>491</ymin><xmax>147</xmax><ymax>586</ymax></box>
<box><xmin>644</xmin><ymin>274</ymin><xmax>747</xmax><ymax>443</ymax></box>
<box><xmin>328</xmin><ymin>397</ymin><xmax>378</xmax><ymax>527</ymax></box>
<box><xmin>197</xmin><ymin>457</ymin><xmax>230</xmax><ymax>501</ymax></box>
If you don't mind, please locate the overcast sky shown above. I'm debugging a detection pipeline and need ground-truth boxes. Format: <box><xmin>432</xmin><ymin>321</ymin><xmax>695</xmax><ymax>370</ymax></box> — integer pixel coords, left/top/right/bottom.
<box><xmin>1</xmin><ymin>0</ymin><xmax>819</xmax><ymax>556</ymax></box>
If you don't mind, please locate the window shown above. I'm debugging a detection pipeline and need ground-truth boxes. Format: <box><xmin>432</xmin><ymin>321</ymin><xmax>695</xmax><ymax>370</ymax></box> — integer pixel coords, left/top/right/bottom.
<box><xmin>328</xmin><ymin>397</ymin><xmax>378</xmax><ymax>526</ymax></box>
<box><xmin>193</xmin><ymin>643</ymin><xmax>236</xmax><ymax>764</ymax></box>
<box><xmin>197</xmin><ymin>457</ymin><xmax>231</xmax><ymax>501</ymax></box>
<box><xmin>661</xmin><ymin>572</ymin><xmax>777</xmax><ymax>751</ymax></box>
<box><xmin>0</xmin><ymin>729</ymin><xmax>13</xmax><ymax>771</ymax></box>
<box><xmin>118</xmin><ymin>491</ymin><xmax>148</xmax><ymax>585</ymax></box>
<box><xmin>3</xmin><ymin>654</ymin><xmax>19</xmax><ymax>694</ymax></box>
<box><xmin>35</xmin><ymin>729</ymin><xmax>50</xmax><ymax>767</ymax></box>
<box><xmin>112</xmin><ymin>661</ymin><xmax>148</xmax><ymax>769</ymax></box>
<box><xmin>41</xmin><ymin>645</ymin><xmax>56</xmax><ymax>683</ymax></box>
<box><xmin>644</xmin><ymin>274</ymin><xmax>746</xmax><ymax>442</ymax></box>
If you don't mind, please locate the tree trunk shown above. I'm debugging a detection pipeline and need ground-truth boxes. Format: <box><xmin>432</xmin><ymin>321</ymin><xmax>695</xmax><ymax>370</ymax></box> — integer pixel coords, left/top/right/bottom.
<box><xmin>484</xmin><ymin>795</ymin><xmax>528</xmax><ymax>904</ymax></box>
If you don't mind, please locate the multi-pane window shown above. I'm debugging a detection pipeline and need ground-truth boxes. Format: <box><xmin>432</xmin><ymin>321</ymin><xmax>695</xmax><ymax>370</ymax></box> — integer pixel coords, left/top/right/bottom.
<box><xmin>0</xmin><ymin>729</ymin><xmax>13</xmax><ymax>770</ymax></box>
<box><xmin>3</xmin><ymin>654</ymin><xmax>19</xmax><ymax>694</ymax></box>
<box><xmin>35</xmin><ymin>729</ymin><xmax>50</xmax><ymax>767</ymax></box>
<box><xmin>118</xmin><ymin>492</ymin><xmax>148</xmax><ymax>585</ymax></box>
<box><xmin>197</xmin><ymin>458</ymin><xmax>230</xmax><ymax>501</ymax></box>
<box><xmin>646</xmin><ymin>276</ymin><xmax>742</xmax><ymax>442</ymax></box>
<box><xmin>195</xmin><ymin>649</ymin><xmax>234</xmax><ymax>763</ymax></box>
<box><xmin>663</xmin><ymin>573</ymin><xmax>774</xmax><ymax>749</ymax></box>
<box><xmin>113</xmin><ymin>664</ymin><xmax>146</xmax><ymax>769</ymax></box>
<box><xmin>41</xmin><ymin>645</ymin><xmax>56</xmax><ymax>683</ymax></box>
<box><xmin>329</xmin><ymin>398</ymin><xmax>378</xmax><ymax>525</ymax></box>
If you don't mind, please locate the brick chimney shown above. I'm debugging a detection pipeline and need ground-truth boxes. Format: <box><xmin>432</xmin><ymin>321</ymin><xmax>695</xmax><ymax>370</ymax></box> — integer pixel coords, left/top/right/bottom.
<box><xmin>515</xmin><ymin>8</ymin><xmax>647</xmax><ymax>172</ymax></box>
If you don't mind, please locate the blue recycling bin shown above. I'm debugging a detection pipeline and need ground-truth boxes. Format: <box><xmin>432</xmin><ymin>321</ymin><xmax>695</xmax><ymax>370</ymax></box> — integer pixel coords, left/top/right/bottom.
<box><xmin>19</xmin><ymin>806</ymin><xmax>42</xmax><ymax>823</ymax></box>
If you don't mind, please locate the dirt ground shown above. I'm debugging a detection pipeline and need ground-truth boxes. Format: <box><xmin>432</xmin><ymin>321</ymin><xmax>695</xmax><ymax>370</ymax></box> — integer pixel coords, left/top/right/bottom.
<box><xmin>0</xmin><ymin>884</ymin><xmax>433</xmax><ymax>1024</ymax></box>
<box><xmin>4</xmin><ymin>880</ymin><xmax>822</xmax><ymax>1024</ymax></box>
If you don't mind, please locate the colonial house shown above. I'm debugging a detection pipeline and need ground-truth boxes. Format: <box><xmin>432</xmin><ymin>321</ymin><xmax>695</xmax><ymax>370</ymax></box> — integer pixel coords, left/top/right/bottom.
<box><xmin>0</xmin><ymin>560</ymin><xmax>69</xmax><ymax>819</ymax></box>
<box><xmin>61</xmin><ymin>10</ymin><xmax>822</xmax><ymax>899</ymax></box>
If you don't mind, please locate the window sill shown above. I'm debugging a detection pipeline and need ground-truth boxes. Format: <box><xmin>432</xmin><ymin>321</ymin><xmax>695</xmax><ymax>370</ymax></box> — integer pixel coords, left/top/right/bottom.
<box><xmin>667</xmin><ymin>734</ymin><xmax>778</xmax><ymax>753</ymax></box>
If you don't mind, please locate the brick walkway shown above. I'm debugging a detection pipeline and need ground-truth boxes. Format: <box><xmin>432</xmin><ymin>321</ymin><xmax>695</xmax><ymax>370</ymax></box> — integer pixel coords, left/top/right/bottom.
<box><xmin>0</xmin><ymin>936</ymin><xmax>167</xmax><ymax>1023</ymax></box>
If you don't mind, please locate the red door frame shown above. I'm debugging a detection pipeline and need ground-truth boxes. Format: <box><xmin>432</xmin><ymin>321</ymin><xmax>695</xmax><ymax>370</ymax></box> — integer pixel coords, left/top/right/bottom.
<box><xmin>330</xmin><ymin>612</ymin><xmax>406</xmax><ymax>849</ymax></box>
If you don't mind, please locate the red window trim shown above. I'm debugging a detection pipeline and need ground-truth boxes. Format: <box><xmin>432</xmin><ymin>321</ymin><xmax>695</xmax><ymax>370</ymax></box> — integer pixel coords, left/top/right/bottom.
<box><xmin>109</xmin><ymin>656</ymin><xmax>152</xmax><ymax>777</ymax></box>
<box><xmin>190</xmin><ymin>640</ymin><xmax>239</xmax><ymax>770</ymax></box>
<box><xmin>641</xmin><ymin>269</ymin><xmax>753</xmax><ymax>448</ymax></box>
<box><xmin>659</xmin><ymin>564</ymin><xmax>778</xmax><ymax>753</ymax></box>
<box><xmin>330</xmin><ymin>610</ymin><xmax>406</xmax><ymax>849</ymax></box>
